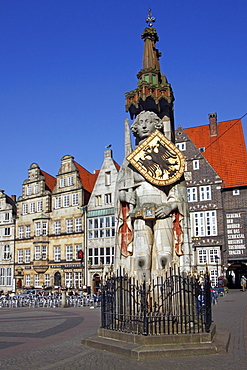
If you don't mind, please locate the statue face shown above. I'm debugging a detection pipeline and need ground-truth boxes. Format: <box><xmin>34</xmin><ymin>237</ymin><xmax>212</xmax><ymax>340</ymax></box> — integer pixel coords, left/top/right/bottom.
<box><xmin>136</xmin><ymin>113</ymin><xmax>156</xmax><ymax>140</ymax></box>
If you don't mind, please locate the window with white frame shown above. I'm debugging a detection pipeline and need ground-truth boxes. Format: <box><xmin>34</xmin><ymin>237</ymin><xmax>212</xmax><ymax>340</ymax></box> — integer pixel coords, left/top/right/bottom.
<box><xmin>4</xmin><ymin>212</ymin><xmax>10</xmax><ymax>221</ymax></box>
<box><xmin>63</xmin><ymin>194</ymin><xmax>70</xmax><ymax>207</ymax></box>
<box><xmin>27</xmin><ymin>185</ymin><xmax>32</xmax><ymax>195</ymax></box>
<box><xmin>26</xmin><ymin>225</ymin><xmax>31</xmax><ymax>238</ymax></box>
<box><xmin>105</xmin><ymin>171</ymin><xmax>111</xmax><ymax>186</ymax></box>
<box><xmin>75</xmin><ymin>218</ymin><xmax>82</xmax><ymax>232</ymax></box>
<box><xmin>30</xmin><ymin>202</ymin><xmax>35</xmax><ymax>213</ymax></box>
<box><xmin>88</xmin><ymin>246</ymin><xmax>114</xmax><ymax>266</ymax></box>
<box><xmin>95</xmin><ymin>195</ymin><xmax>102</xmax><ymax>206</ymax></box>
<box><xmin>187</xmin><ymin>187</ymin><xmax>197</xmax><ymax>202</ymax></box>
<box><xmin>3</xmin><ymin>244</ymin><xmax>10</xmax><ymax>260</ymax></box>
<box><xmin>54</xmin><ymin>220</ymin><xmax>61</xmax><ymax>235</ymax></box>
<box><xmin>35</xmin><ymin>222</ymin><xmax>41</xmax><ymax>236</ymax></box>
<box><xmin>206</xmin><ymin>211</ymin><xmax>217</xmax><ymax>235</ymax></box>
<box><xmin>42</xmin><ymin>245</ymin><xmax>47</xmax><ymax>260</ymax></box>
<box><xmin>66</xmin><ymin>219</ymin><xmax>73</xmax><ymax>233</ymax></box>
<box><xmin>191</xmin><ymin>211</ymin><xmax>217</xmax><ymax>237</ymax></box>
<box><xmin>68</xmin><ymin>176</ymin><xmax>73</xmax><ymax>186</ymax></box>
<box><xmin>60</xmin><ymin>178</ymin><xmax>66</xmax><ymax>188</ymax></box>
<box><xmin>209</xmin><ymin>249</ymin><xmax>219</xmax><ymax>263</ymax></box>
<box><xmin>75</xmin><ymin>244</ymin><xmax>82</xmax><ymax>260</ymax></box>
<box><xmin>210</xmin><ymin>270</ymin><xmax>218</xmax><ymax>287</ymax></box>
<box><xmin>65</xmin><ymin>272</ymin><xmax>73</xmax><ymax>288</ymax></box>
<box><xmin>34</xmin><ymin>184</ymin><xmax>39</xmax><ymax>194</ymax></box>
<box><xmin>105</xmin><ymin>193</ymin><xmax>112</xmax><ymax>204</ymax></box>
<box><xmin>54</xmin><ymin>246</ymin><xmax>61</xmax><ymax>262</ymax></box>
<box><xmin>66</xmin><ymin>245</ymin><xmax>73</xmax><ymax>261</ymax></box>
<box><xmin>18</xmin><ymin>250</ymin><xmax>23</xmax><ymax>264</ymax></box>
<box><xmin>25</xmin><ymin>249</ymin><xmax>30</xmax><ymax>263</ymax></box>
<box><xmin>200</xmin><ymin>185</ymin><xmax>211</xmax><ymax>201</ymax></box>
<box><xmin>6</xmin><ymin>268</ymin><xmax>11</xmax><ymax>286</ymax></box>
<box><xmin>176</xmin><ymin>142</ymin><xmax>186</xmax><ymax>151</ymax></box>
<box><xmin>42</xmin><ymin>222</ymin><xmax>48</xmax><ymax>236</ymax></box>
<box><xmin>197</xmin><ymin>248</ymin><xmax>220</xmax><ymax>266</ymax></box>
<box><xmin>74</xmin><ymin>272</ymin><xmax>82</xmax><ymax>289</ymax></box>
<box><xmin>44</xmin><ymin>274</ymin><xmax>50</xmax><ymax>287</ymax></box>
<box><xmin>22</xmin><ymin>203</ymin><xmax>28</xmax><ymax>215</ymax></box>
<box><xmin>37</xmin><ymin>201</ymin><xmax>43</xmax><ymax>212</ymax></box>
<box><xmin>72</xmin><ymin>193</ymin><xmax>78</xmax><ymax>206</ymax></box>
<box><xmin>55</xmin><ymin>196</ymin><xmax>61</xmax><ymax>209</ymax></box>
<box><xmin>88</xmin><ymin>216</ymin><xmax>115</xmax><ymax>239</ymax></box>
<box><xmin>35</xmin><ymin>246</ymin><xmax>41</xmax><ymax>260</ymax></box>
<box><xmin>198</xmin><ymin>249</ymin><xmax>207</xmax><ymax>264</ymax></box>
<box><xmin>34</xmin><ymin>274</ymin><xmax>40</xmax><ymax>287</ymax></box>
<box><xmin>233</xmin><ymin>189</ymin><xmax>240</xmax><ymax>195</ymax></box>
<box><xmin>18</xmin><ymin>226</ymin><xmax>24</xmax><ymax>239</ymax></box>
<box><xmin>25</xmin><ymin>274</ymin><xmax>31</xmax><ymax>286</ymax></box>
<box><xmin>193</xmin><ymin>160</ymin><xmax>199</xmax><ymax>170</ymax></box>
<box><xmin>4</xmin><ymin>227</ymin><xmax>10</xmax><ymax>236</ymax></box>
<box><xmin>0</xmin><ymin>268</ymin><xmax>5</xmax><ymax>285</ymax></box>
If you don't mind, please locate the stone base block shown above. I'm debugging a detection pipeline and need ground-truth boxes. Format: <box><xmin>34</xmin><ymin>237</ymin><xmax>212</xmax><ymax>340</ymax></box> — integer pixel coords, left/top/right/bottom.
<box><xmin>81</xmin><ymin>325</ymin><xmax>230</xmax><ymax>359</ymax></box>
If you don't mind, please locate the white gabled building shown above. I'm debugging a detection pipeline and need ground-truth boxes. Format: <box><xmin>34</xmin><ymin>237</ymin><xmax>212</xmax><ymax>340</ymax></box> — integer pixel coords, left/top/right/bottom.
<box><xmin>86</xmin><ymin>149</ymin><xmax>119</xmax><ymax>293</ymax></box>
<box><xmin>0</xmin><ymin>190</ymin><xmax>16</xmax><ymax>293</ymax></box>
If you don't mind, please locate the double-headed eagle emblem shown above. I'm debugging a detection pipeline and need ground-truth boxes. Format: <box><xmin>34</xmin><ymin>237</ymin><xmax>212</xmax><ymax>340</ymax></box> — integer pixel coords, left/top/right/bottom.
<box><xmin>127</xmin><ymin>130</ymin><xmax>185</xmax><ymax>186</ymax></box>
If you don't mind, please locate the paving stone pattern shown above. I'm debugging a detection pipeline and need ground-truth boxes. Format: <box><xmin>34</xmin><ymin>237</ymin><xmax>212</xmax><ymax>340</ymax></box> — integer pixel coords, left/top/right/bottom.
<box><xmin>0</xmin><ymin>290</ymin><xmax>246</xmax><ymax>370</ymax></box>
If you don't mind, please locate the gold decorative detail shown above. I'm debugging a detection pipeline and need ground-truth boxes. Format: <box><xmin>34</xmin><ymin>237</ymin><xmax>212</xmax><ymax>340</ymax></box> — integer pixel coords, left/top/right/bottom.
<box><xmin>127</xmin><ymin>130</ymin><xmax>185</xmax><ymax>186</ymax></box>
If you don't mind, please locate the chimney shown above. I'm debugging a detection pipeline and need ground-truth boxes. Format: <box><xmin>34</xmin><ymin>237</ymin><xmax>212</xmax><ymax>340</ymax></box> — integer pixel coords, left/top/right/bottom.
<box><xmin>208</xmin><ymin>112</ymin><xmax>218</xmax><ymax>136</ymax></box>
<box><xmin>11</xmin><ymin>195</ymin><xmax>16</xmax><ymax>202</ymax></box>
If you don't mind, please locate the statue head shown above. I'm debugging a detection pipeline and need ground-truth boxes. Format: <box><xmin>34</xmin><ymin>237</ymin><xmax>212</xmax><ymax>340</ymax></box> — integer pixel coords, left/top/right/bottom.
<box><xmin>131</xmin><ymin>111</ymin><xmax>163</xmax><ymax>144</ymax></box>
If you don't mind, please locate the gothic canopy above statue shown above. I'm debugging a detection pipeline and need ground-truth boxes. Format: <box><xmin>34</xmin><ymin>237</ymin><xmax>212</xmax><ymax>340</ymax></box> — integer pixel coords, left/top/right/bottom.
<box><xmin>125</xmin><ymin>9</ymin><xmax>175</xmax><ymax>121</ymax></box>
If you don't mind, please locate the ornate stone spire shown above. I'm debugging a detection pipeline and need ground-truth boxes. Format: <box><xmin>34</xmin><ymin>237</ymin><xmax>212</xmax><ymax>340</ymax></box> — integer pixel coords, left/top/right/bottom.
<box><xmin>125</xmin><ymin>9</ymin><xmax>175</xmax><ymax>141</ymax></box>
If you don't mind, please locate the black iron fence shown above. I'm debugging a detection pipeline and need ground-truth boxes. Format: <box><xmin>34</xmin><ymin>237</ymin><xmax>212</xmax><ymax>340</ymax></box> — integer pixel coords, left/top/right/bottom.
<box><xmin>101</xmin><ymin>266</ymin><xmax>212</xmax><ymax>335</ymax></box>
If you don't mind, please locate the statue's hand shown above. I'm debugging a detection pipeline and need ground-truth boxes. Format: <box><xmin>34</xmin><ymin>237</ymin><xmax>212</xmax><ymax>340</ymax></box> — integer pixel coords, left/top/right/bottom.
<box><xmin>155</xmin><ymin>205</ymin><xmax>172</xmax><ymax>219</ymax></box>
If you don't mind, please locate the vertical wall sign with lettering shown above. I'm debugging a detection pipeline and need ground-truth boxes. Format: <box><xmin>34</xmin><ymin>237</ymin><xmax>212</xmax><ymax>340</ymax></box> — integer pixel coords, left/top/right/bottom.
<box><xmin>226</xmin><ymin>213</ymin><xmax>246</xmax><ymax>256</ymax></box>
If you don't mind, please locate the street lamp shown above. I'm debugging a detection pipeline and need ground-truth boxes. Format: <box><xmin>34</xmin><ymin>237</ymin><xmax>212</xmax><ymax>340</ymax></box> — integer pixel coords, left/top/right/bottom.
<box><xmin>215</xmin><ymin>255</ymin><xmax>220</xmax><ymax>287</ymax></box>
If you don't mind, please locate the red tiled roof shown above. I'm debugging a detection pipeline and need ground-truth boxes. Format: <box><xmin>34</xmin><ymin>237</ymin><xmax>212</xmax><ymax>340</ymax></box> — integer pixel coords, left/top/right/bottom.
<box><xmin>113</xmin><ymin>160</ymin><xmax>120</xmax><ymax>171</ymax></box>
<box><xmin>74</xmin><ymin>162</ymin><xmax>98</xmax><ymax>193</ymax></box>
<box><xmin>184</xmin><ymin>119</ymin><xmax>247</xmax><ymax>188</ymax></box>
<box><xmin>40</xmin><ymin>170</ymin><xmax>56</xmax><ymax>192</ymax></box>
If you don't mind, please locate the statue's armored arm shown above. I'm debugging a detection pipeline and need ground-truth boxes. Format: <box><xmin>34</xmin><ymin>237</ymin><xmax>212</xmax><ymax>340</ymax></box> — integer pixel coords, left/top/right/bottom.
<box><xmin>155</xmin><ymin>200</ymin><xmax>178</xmax><ymax>218</ymax></box>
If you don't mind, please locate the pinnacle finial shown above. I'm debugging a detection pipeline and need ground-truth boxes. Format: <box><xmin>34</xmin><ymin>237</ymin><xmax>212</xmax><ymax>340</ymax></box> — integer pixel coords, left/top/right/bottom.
<box><xmin>146</xmin><ymin>8</ymin><xmax>156</xmax><ymax>27</ymax></box>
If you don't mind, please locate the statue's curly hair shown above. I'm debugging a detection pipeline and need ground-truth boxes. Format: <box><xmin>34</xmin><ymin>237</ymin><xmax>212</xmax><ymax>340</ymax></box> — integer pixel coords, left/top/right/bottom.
<box><xmin>131</xmin><ymin>111</ymin><xmax>163</xmax><ymax>137</ymax></box>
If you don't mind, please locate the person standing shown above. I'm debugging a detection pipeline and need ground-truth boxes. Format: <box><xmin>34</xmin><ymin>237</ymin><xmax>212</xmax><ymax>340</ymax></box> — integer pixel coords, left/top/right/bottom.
<box><xmin>241</xmin><ymin>275</ymin><xmax>247</xmax><ymax>291</ymax></box>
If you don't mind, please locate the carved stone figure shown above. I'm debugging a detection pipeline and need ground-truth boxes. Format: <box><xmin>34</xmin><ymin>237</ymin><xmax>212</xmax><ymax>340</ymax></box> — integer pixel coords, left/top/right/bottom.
<box><xmin>115</xmin><ymin>111</ymin><xmax>192</xmax><ymax>280</ymax></box>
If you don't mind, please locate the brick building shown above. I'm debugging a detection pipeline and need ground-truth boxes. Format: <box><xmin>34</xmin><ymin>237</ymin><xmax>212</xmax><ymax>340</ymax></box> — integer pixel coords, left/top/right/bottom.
<box><xmin>176</xmin><ymin>113</ymin><xmax>247</xmax><ymax>287</ymax></box>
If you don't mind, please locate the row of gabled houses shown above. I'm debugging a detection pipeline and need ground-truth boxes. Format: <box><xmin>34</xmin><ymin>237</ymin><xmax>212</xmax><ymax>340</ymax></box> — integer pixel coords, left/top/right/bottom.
<box><xmin>1</xmin><ymin>113</ymin><xmax>247</xmax><ymax>293</ymax></box>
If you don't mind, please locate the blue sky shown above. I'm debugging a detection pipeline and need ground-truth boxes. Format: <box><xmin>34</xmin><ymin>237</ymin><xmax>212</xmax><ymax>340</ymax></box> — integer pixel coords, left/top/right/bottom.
<box><xmin>1</xmin><ymin>0</ymin><xmax>246</xmax><ymax>197</ymax></box>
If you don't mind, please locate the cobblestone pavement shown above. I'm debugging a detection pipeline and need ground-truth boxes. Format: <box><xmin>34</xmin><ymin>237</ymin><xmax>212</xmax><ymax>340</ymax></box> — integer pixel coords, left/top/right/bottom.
<box><xmin>0</xmin><ymin>290</ymin><xmax>246</xmax><ymax>370</ymax></box>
